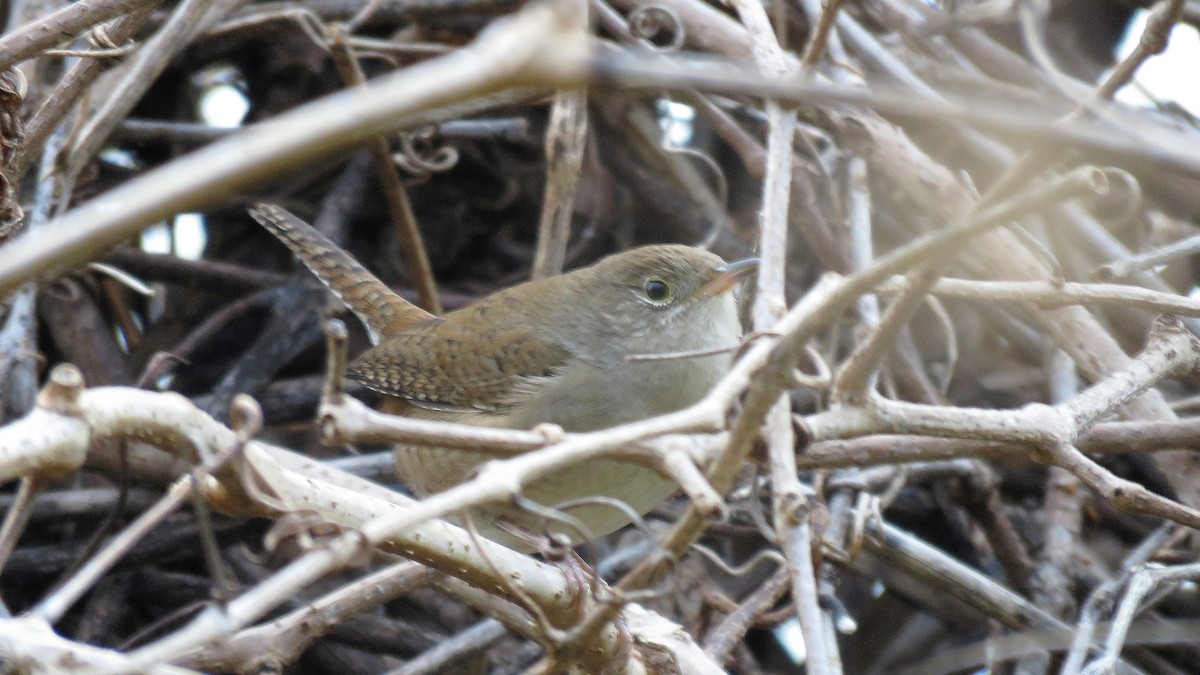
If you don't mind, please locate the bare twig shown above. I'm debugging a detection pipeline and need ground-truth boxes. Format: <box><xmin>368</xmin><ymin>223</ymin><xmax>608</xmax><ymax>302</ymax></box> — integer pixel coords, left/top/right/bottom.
<box><xmin>532</xmin><ymin>0</ymin><xmax>589</xmax><ymax>279</ymax></box>
<box><xmin>532</xmin><ymin>89</ymin><xmax>587</xmax><ymax>279</ymax></box>
<box><xmin>327</xmin><ymin>29</ymin><xmax>442</xmax><ymax>314</ymax></box>
<box><xmin>179</xmin><ymin>562</ymin><xmax>434</xmax><ymax>672</ymax></box>
<box><xmin>879</xmin><ymin>275</ymin><xmax>1200</xmax><ymax>317</ymax></box>
<box><xmin>0</xmin><ymin>0</ymin><xmax>163</xmax><ymax>71</ymax></box>
<box><xmin>1094</xmin><ymin>232</ymin><xmax>1200</xmax><ymax>281</ymax></box>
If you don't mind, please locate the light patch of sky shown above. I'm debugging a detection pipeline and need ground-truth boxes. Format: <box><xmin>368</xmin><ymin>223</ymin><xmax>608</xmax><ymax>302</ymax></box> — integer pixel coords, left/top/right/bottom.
<box><xmin>140</xmin><ymin>222</ymin><xmax>172</xmax><ymax>255</ymax></box>
<box><xmin>772</xmin><ymin>617</ymin><xmax>808</xmax><ymax>665</ymax></box>
<box><xmin>139</xmin><ymin>215</ymin><xmax>208</xmax><ymax>259</ymax></box>
<box><xmin>140</xmin><ymin>69</ymin><xmax>247</xmax><ymax>258</ymax></box>
<box><xmin>659</xmin><ymin>99</ymin><xmax>696</xmax><ymax>147</ymax></box>
<box><xmin>173</xmin><ymin>214</ymin><xmax>208</xmax><ymax>259</ymax></box>
<box><xmin>1114</xmin><ymin>9</ymin><xmax>1200</xmax><ymax>115</ymax></box>
<box><xmin>199</xmin><ymin>84</ymin><xmax>250</xmax><ymax>129</ymax></box>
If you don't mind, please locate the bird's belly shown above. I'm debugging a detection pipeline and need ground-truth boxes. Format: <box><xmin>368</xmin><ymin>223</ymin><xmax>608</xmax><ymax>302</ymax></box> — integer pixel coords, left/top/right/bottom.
<box><xmin>388</xmin><ymin>349</ymin><xmax>730</xmax><ymax>551</ymax></box>
<box><xmin>394</xmin><ymin>444</ymin><xmax>676</xmax><ymax>550</ymax></box>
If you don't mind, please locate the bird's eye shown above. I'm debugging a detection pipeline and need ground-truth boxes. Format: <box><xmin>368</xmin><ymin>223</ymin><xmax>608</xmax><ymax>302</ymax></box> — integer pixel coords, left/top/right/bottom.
<box><xmin>643</xmin><ymin>277</ymin><xmax>673</xmax><ymax>304</ymax></box>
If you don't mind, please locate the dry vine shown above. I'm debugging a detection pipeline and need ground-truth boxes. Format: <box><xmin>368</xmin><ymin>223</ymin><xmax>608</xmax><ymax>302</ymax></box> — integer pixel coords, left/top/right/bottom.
<box><xmin>0</xmin><ymin>0</ymin><xmax>1199</xmax><ymax>673</ymax></box>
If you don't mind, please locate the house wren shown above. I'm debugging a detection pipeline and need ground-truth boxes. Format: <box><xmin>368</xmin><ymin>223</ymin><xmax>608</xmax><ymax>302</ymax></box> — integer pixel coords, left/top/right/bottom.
<box><xmin>250</xmin><ymin>204</ymin><xmax>756</xmax><ymax>549</ymax></box>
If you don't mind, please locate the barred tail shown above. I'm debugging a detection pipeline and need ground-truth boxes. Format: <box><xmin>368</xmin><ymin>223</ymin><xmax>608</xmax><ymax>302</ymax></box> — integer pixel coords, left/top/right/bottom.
<box><xmin>248</xmin><ymin>203</ymin><xmax>432</xmax><ymax>343</ymax></box>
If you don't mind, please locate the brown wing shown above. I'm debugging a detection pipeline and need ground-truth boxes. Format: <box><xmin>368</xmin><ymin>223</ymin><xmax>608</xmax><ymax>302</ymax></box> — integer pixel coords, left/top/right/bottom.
<box><xmin>346</xmin><ymin>318</ymin><xmax>571</xmax><ymax>411</ymax></box>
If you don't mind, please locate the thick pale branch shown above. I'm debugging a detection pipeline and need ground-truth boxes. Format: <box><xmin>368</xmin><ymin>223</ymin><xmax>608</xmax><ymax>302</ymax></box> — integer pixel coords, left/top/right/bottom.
<box><xmin>0</xmin><ymin>365</ymin><xmax>88</xmax><ymax>483</ymax></box>
<box><xmin>0</xmin><ymin>617</ymin><xmax>196</xmax><ymax>674</ymax></box>
<box><xmin>881</xmin><ymin>276</ymin><xmax>1200</xmax><ymax>317</ymax></box>
<box><xmin>0</xmin><ymin>382</ymin><xmax>590</xmax><ymax>650</ymax></box>
<box><xmin>0</xmin><ymin>372</ymin><xmax>728</xmax><ymax>672</ymax></box>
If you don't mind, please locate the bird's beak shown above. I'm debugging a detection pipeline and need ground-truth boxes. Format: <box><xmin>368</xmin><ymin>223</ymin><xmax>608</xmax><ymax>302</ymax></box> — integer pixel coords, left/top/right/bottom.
<box><xmin>695</xmin><ymin>257</ymin><xmax>759</xmax><ymax>299</ymax></box>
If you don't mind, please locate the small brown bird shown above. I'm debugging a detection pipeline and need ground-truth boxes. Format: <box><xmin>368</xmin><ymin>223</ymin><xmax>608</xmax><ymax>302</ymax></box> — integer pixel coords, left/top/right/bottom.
<box><xmin>251</xmin><ymin>204</ymin><xmax>756</xmax><ymax>549</ymax></box>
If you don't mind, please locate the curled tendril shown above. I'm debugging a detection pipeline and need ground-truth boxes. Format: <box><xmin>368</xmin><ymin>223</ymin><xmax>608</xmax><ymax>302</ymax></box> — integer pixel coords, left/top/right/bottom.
<box><xmin>847</xmin><ymin>491</ymin><xmax>885</xmax><ymax>562</ymax></box>
<box><xmin>229</xmin><ymin>394</ymin><xmax>264</xmax><ymax>444</ymax></box>
<box><xmin>744</xmin><ymin>466</ymin><xmax>780</xmax><ymax>544</ymax></box>
<box><xmin>512</xmin><ymin>493</ymin><xmax>649</xmax><ymax>567</ymax></box>
<box><xmin>393</xmin><ymin>126</ymin><xmax>459</xmax><ymax>182</ymax></box>
<box><xmin>89</xmin><ymin>24</ymin><xmax>119</xmax><ymax>50</ymax></box>
<box><xmin>628</xmin><ymin>5</ymin><xmax>686</xmax><ymax>52</ymax></box>
<box><xmin>85</xmin><ymin>24</ymin><xmax>136</xmax><ymax>56</ymax></box>
<box><xmin>656</xmin><ymin>143</ymin><xmax>729</xmax><ymax>250</ymax></box>
<box><xmin>263</xmin><ymin>510</ymin><xmax>369</xmax><ymax>565</ymax></box>
<box><xmin>1091</xmin><ymin>167</ymin><xmax>1143</xmax><ymax>228</ymax></box>
<box><xmin>922</xmin><ymin>294</ymin><xmax>958</xmax><ymax>398</ymax></box>
<box><xmin>690</xmin><ymin>543</ymin><xmax>786</xmax><ymax>579</ymax></box>
<box><xmin>43</xmin><ymin>24</ymin><xmax>138</xmax><ymax>58</ymax></box>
